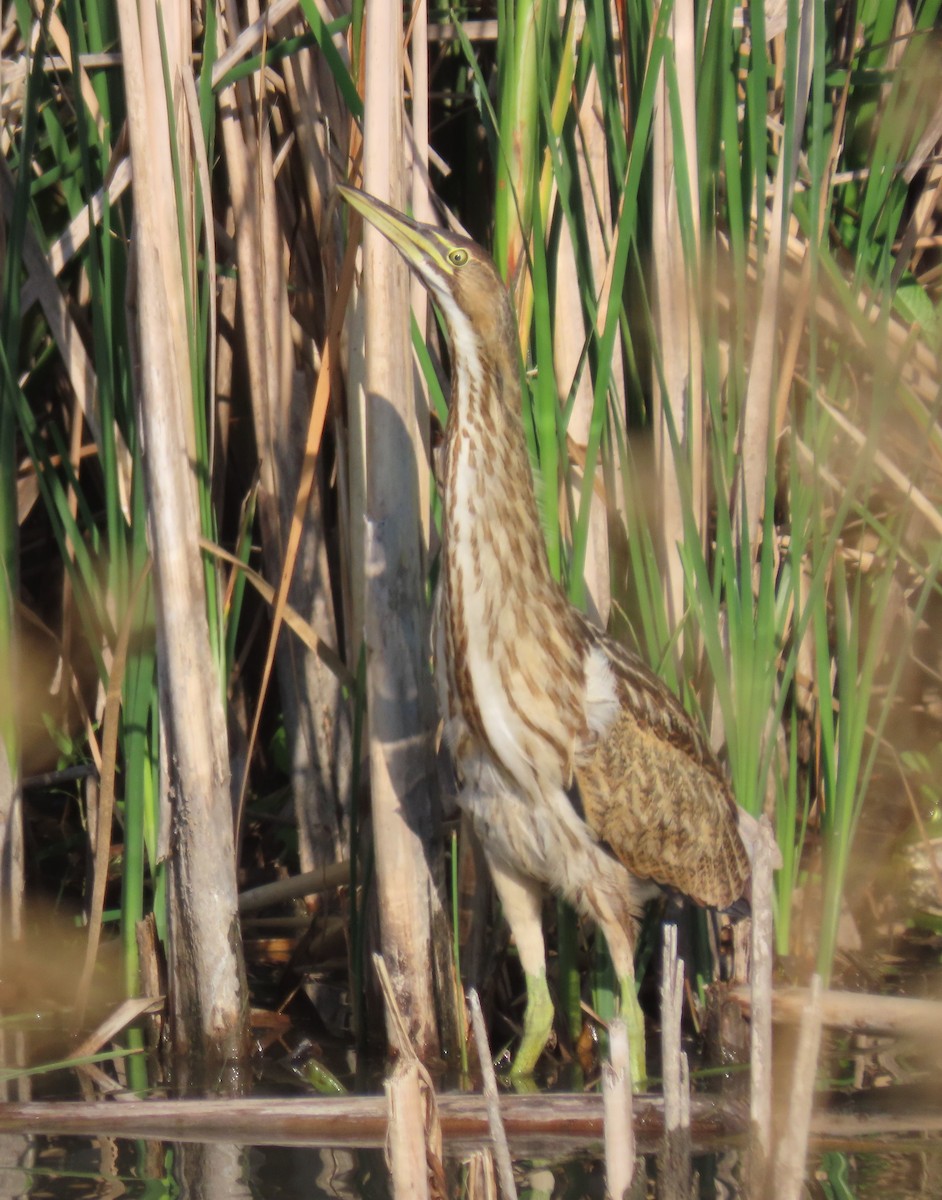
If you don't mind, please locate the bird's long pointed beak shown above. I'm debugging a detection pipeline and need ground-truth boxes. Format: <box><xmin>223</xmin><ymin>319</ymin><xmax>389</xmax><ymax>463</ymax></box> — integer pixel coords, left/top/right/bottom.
<box><xmin>337</xmin><ymin>184</ymin><xmax>451</xmax><ymax>278</ymax></box>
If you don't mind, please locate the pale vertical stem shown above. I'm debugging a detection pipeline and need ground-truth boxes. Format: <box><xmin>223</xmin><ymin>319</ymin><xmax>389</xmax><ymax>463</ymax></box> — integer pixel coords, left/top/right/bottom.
<box><xmin>409</xmin><ymin>0</ymin><xmax>432</xmax><ymax>552</ymax></box>
<box><xmin>736</xmin><ymin>148</ymin><xmax>785</xmax><ymax>543</ymax></box>
<box><xmin>217</xmin><ymin>0</ymin><xmax>292</xmax><ymax>522</ymax></box>
<box><xmin>737</xmin><ymin>0</ymin><xmax>815</xmax><ymax>541</ymax></box>
<box><xmin>361</xmin><ymin>0</ymin><xmax>440</xmax><ymax>1059</ymax></box>
<box><xmin>377</xmin><ymin>953</ymin><xmax>442</xmax><ymax>1200</ymax></box>
<box><xmin>673</xmin><ymin>0</ymin><xmax>703</xmax><ymax>535</ymax></box>
<box><xmin>217</xmin><ymin>0</ymin><xmax>293</xmax><ymax>548</ymax></box>
<box><xmin>660</xmin><ymin>924</ymin><xmax>686</xmax><ymax>1133</ymax></box>
<box><xmin>553</xmin><ymin>71</ymin><xmax>615</xmax><ymax>627</ymax></box>
<box><xmin>602</xmin><ymin>1018</ymin><xmax>634</xmax><ymax>1199</ymax></box>
<box><xmin>386</xmin><ymin>1063</ymin><xmax>431</xmax><ymax>1200</ymax></box>
<box><xmin>750</xmin><ymin>818</ymin><xmax>775</xmax><ymax>1184</ymax></box>
<box><xmin>773</xmin><ymin>974</ymin><xmax>823</xmax><ymax>1200</ymax></box>
<box><xmin>468</xmin><ymin>990</ymin><xmax>517</xmax><ymax>1200</ymax></box>
<box><xmin>115</xmin><ymin>0</ymin><xmax>247</xmax><ymax>1081</ymax></box>
<box><xmin>660</xmin><ymin>924</ymin><xmax>691</xmax><ymax>1199</ymax></box>
<box><xmin>345</xmin><ymin>286</ymin><xmax>368</xmax><ymax>662</ymax></box>
<box><xmin>651</xmin><ymin>0</ymin><xmax>703</xmax><ymax>638</ymax></box>
<box><xmin>465</xmin><ymin>1150</ymin><xmax>498</xmax><ymax>1200</ymax></box>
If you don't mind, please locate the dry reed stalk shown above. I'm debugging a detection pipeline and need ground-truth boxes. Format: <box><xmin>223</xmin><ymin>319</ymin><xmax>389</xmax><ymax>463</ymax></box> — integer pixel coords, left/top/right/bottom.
<box><xmin>464</xmin><ymin>1150</ymin><xmax>498</xmax><ymax>1200</ymax></box>
<box><xmin>772</xmin><ymin>973</ymin><xmax>823</xmax><ymax>1200</ymax></box>
<box><xmin>238</xmin><ymin>860</ymin><xmax>351</xmax><ymax>913</ymax></box>
<box><xmin>76</xmin><ymin>567</ymin><xmax>146</xmax><ymax>1020</ymax></box>
<box><xmin>359</xmin><ymin>0</ymin><xmax>442</xmax><ymax>1059</ymax></box>
<box><xmin>114</xmin><ymin>0</ymin><xmax>247</xmax><ymax>1082</ymax></box>
<box><xmin>386</xmin><ymin>1063</ymin><xmax>433</xmax><ymax>1200</ymax></box>
<box><xmin>408</xmin><ymin>0</ymin><xmax>433</xmax><ymax>551</ymax></box>
<box><xmin>602</xmin><ymin>1018</ymin><xmax>634</xmax><ymax>1200</ymax></box>
<box><xmin>749</xmin><ymin>817</ymin><xmax>775</xmax><ymax>1188</ymax></box>
<box><xmin>660</xmin><ymin>925</ymin><xmax>687</xmax><ymax>1133</ymax></box>
<box><xmin>651</xmin><ymin>0</ymin><xmax>703</xmax><ymax>638</ymax></box>
<box><xmin>376</xmin><ymin>955</ymin><xmax>445</xmax><ymax>1200</ymax></box>
<box><xmin>553</xmin><ymin>71</ymin><xmax>615</xmax><ymax>627</ymax></box>
<box><xmin>659</xmin><ymin>925</ymin><xmax>691</xmax><ymax>1200</ymax></box>
<box><xmin>468</xmin><ymin>989</ymin><xmax>517</xmax><ymax>1200</ymax></box>
<box><xmin>736</xmin><ymin>0</ymin><xmax>815</xmax><ymax>540</ymax></box>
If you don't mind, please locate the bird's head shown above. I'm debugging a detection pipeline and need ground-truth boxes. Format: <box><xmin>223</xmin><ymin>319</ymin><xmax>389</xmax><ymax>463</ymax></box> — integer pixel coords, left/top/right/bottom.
<box><xmin>338</xmin><ymin>185</ymin><xmax>516</xmax><ymax>369</ymax></box>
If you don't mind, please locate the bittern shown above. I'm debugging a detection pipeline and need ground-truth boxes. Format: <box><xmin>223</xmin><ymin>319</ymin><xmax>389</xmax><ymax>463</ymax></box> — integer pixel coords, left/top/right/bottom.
<box><xmin>340</xmin><ymin>185</ymin><xmax>754</xmax><ymax>1086</ymax></box>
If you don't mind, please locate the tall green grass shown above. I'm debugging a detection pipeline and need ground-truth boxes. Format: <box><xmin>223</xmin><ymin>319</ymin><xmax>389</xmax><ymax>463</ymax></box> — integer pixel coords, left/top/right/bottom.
<box><xmin>451</xmin><ymin>0</ymin><xmax>942</xmax><ymax>997</ymax></box>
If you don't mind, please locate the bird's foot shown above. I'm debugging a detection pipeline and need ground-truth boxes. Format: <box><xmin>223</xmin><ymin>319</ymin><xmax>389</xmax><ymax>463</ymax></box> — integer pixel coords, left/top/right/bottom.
<box><xmin>619</xmin><ymin>975</ymin><xmax>647</xmax><ymax>1092</ymax></box>
<box><xmin>508</xmin><ymin>969</ymin><xmax>554</xmax><ymax>1079</ymax></box>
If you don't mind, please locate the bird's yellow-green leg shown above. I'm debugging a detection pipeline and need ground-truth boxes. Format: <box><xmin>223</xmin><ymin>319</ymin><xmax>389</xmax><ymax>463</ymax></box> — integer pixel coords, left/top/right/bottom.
<box><xmin>485</xmin><ymin>854</ymin><xmax>554</xmax><ymax>1077</ymax></box>
<box><xmin>619</xmin><ymin>974</ymin><xmax>647</xmax><ymax>1091</ymax></box>
<box><xmin>601</xmin><ymin>915</ymin><xmax>647</xmax><ymax>1091</ymax></box>
<box><xmin>510</xmin><ymin>969</ymin><xmax>554</xmax><ymax>1078</ymax></box>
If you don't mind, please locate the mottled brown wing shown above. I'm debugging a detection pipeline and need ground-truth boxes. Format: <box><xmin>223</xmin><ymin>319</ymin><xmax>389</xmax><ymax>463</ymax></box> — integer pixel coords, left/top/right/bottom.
<box><xmin>573</xmin><ymin>620</ymin><xmax>750</xmax><ymax>908</ymax></box>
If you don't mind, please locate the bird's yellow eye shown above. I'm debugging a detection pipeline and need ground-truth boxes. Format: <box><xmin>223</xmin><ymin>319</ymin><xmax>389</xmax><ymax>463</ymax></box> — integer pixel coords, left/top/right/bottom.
<box><xmin>448</xmin><ymin>247</ymin><xmax>469</xmax><ymax>267</ymax></box>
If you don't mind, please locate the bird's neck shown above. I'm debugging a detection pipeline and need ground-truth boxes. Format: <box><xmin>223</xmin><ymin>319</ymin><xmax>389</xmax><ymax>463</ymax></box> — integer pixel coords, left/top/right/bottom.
<box><xmin>443</xmin><ymin>344</ymin><xmax>555</xmax><ymax>590</ymax></box>
<box><xmin>438</xmin><ymin>335</ymin><xmax>589</xmax><ymax>788</ymax></box>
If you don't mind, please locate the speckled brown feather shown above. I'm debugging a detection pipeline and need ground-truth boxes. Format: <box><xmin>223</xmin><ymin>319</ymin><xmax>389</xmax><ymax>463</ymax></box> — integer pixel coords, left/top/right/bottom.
<box><xmin>572</xmin><ymin>618</ymin><xmax>750</xmax><ymax>908</ymax></box>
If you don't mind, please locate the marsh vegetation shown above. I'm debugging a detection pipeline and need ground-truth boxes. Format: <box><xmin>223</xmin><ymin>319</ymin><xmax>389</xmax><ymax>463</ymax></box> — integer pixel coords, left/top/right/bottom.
<box><xmin>1</xmin><ymin>0</ymin><xmax>941</xmax><ymax>1194</ymax></box>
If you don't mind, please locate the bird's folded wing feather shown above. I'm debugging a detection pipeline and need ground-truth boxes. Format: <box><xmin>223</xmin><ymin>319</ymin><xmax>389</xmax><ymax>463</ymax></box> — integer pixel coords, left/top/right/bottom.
<box><xmin>573</xmin><ymin>619</ymin><xmax>750</xmax><ymax>908</ymax></box>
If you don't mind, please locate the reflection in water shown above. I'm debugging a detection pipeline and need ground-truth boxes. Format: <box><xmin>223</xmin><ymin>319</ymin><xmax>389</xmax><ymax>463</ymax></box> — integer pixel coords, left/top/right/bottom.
<box><xmin>0</xmin><ymin>1138</ymin><xmax>391</xmax><ymax>1200</ymax></box>
<box><xmin>1</xmin><ymin>1136</ymin><xmax>941</xmax><ymax>1199</ymax></box>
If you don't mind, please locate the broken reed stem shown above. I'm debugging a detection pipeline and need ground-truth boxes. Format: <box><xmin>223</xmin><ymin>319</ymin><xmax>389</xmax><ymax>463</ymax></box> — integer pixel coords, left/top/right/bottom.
<box><xmin>373</xmin><ymin>953</ymin><xmax>414</xmax><ymax>1057</ymax></box>
<box><xmin>464</xmin><ymin>1149</ymin><xmax>498</xmax><ymax>1200</ymax></box>
<box><xmin>749</xmin><ymin>817</ymin><xmax>775</xmax><ymax>1184</ymax></box>
<box><xmin>660</xmin><ymin>924</ymin><xmax>689</xmax><ymax>1133</ymax></box>
<box><xmin>602</xmin><ymin>1017</ymin><xmax>634</xmax><ymax>1200</ymax></box>
<box><xmin>386</xmin><ymin>1062</ymin><xmax>431</xmax><ymax>1200</ymax></box>
<box><xmin>773</xmin><ymin>973</ymin><xmax>823</xmax><ymax>1200</ymax></box>
<box><xmin>468</xmin><ymin>989</ymin><xmax>517</xmax><ymax>1200</ymax></box>
<box><xmin>659</xmin><ymin>924</ymin><xmax>691</xmax><ymax>1200</ymax></box>
<box><xmin>375</xmin><ymin>954</ymin><xmax>444</xmax><ymax>1200</ymax></box>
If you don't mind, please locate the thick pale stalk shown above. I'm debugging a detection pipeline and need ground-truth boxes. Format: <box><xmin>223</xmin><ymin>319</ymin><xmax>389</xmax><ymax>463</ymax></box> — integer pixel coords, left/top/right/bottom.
<box><xmin>773</xmin><ymin>974</ymin><xmax>823</xmax><ymax>1200</ymax></box>
<box><xmin>553</xmin><ymin>72</ymin><xmax>617</xmax><ymax>627</ymax></box>
<box><xmin>602</xmin><ymin>1019</ymin><xmax>633</xmax><ymax>1198</ymax></box>
<box><xmin>651</xmin><ymin>0</ymin><xmax>703</xmax><ymax>634</ymax></box>
<box><xmin>738</xmin><ymin>0</ymin><xmax>815</xmax><ymax>540</ymax></box>
<box><xmin>116</xmin><ymin>0</ymin><xmax>247</xmax><ymax>1083</ymax></box>
<box><xmin>360</xmin><ymin>0</ymin><xmax>440</xmax><ymax>1059</ymax></box>
<box><xmin>749</xmin><ymin>817</ymin><xmax>775</xmax><ymax>1189</ymax></box>
<box><xmin>409</xmin><ymin>0</ymin><xmax>433</xmax><ymax>551</ymax></box>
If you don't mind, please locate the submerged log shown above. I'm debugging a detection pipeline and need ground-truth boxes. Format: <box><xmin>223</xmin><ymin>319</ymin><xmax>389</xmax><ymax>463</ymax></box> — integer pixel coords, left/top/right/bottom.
<box><xmin>730</xmin><ymin>985</ymin><xmax>942</xmax><ymax>1044</ymax></box>
<box><xmin>0</xmin><ymin>1092</ymin><xmax>733</xmax><ymax>1153</ymax></box>
<box><xmin>2</xmin><ymin>1087</ymin><xmax>941</xmax><ymax>1156</ymax></box>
